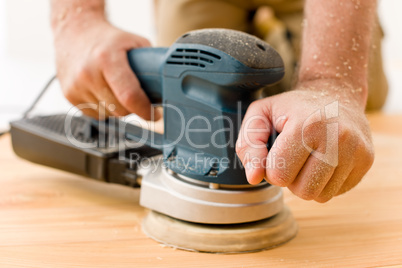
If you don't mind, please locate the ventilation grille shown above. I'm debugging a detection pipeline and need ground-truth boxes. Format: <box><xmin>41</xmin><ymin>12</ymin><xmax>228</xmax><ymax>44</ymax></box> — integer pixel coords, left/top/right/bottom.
<box><xmin>26</xmin><ymin>114</ymin><xmax>69</xmax><ymax>135</ymax></box>
<box><xmin>167</xmin><ymin>48</ymin><xmax>221</xmax><ymax>68</ymax></box>
<box><xmin>23</xmin><ymin>115</ymin><xmax>95</xmax><ymax>143</ymax></box>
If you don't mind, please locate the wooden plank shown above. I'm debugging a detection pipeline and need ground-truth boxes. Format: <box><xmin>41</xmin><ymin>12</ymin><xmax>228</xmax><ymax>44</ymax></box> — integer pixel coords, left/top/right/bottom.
<box><xmin>0</xmin><ymin>113</ymin><xmax>402</xmax><ymax>267</ymax></box>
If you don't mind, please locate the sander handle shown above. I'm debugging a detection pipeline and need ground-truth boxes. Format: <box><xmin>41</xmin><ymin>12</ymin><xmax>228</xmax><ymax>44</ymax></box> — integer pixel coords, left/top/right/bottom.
<box><xmin>127</xmin><ymin>47</ymin><xmax>168</xmax><ymax>103</ymax></box>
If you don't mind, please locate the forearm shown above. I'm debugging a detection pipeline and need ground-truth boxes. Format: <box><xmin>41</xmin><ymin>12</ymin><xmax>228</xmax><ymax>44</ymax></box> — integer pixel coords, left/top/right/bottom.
<box><xmin>50</xmin><ymin>0</ymin><xmax>106</xmax><ymax>32</ymax></box>
<box><xmin>298</xmin><ymin>0</ymin><xmax>377</xmax><ymax>108</ymax></box>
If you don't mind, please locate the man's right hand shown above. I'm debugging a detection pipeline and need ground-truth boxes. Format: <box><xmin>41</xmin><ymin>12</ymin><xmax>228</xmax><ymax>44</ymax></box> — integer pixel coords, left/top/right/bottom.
<box><xmin>53</xmin><ymin>18</ymin><xmax>155</xmax><ymax>119</ymax></box>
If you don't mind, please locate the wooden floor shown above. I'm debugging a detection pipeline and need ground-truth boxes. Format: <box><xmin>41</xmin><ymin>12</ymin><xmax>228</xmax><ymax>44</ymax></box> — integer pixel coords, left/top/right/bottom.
<box><xmin>0</xmin><ymin>113</ymin><xmax>401</xmax><ymax>267</ymax></box>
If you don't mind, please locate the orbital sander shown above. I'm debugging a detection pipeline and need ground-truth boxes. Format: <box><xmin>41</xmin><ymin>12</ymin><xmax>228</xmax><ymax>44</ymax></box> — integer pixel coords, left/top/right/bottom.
<box><xmin>10</xmin><ymin>29</ymin><xmax>297</xmax><ymax>253</ymax></box>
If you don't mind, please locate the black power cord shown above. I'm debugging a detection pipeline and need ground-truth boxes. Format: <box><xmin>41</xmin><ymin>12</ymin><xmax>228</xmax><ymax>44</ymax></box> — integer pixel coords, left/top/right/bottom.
<box><xmin>22</xmin><ymin>74</ymin><xmax>57</xmax><ymax>119</ymax></box>
<box><xmin>0</xmin><ymin>74</ymin><xmax>57</xmax><ymax>137</ymax></box>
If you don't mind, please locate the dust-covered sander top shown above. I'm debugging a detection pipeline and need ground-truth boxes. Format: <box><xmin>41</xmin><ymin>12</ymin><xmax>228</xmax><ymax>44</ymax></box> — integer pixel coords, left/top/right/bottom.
<box><xmin>175</xmin><ymin>28</ymin><xmax>284</xmax><ymax>70</ymax></box>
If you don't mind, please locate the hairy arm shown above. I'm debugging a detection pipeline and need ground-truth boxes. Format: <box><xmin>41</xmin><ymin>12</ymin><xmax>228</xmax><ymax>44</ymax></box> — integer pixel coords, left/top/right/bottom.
<box><xmin>50</xmin><ymin>0</ymin><xmax>106</xmax><ymax>31</ymax></box>
<box><xmin>299</xmin><ymin>0</ymin><xmax>377</xmax><ymax>108</ymax></box>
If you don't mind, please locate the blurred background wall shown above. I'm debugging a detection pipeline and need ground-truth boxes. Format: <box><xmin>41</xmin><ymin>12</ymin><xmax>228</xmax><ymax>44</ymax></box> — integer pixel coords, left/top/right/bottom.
<box><xmin>0</xmin><ymin>0</ymin><xmax>401</xmax><ymax>131</ymax></box>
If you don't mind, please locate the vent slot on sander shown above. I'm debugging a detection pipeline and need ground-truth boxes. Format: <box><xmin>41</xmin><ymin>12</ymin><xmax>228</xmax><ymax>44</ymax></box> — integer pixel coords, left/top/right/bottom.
<box><xmin>166</xmin><ymin>48</ymin><xmax>221</xmax><ymax>68</ymax></box>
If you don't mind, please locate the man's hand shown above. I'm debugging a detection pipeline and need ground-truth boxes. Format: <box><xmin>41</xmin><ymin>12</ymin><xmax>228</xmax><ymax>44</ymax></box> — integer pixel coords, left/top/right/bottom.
<box><xmin>236</xmin><ymin>80</ymin><xmax>374</xmax><ymax>202</ymax></box>
<box><xmin>51</xmin><ymin>0</ymin><xmax>156</xmax><ymax>119</ymax></box>
<box><xmin>236</xmin><ymin>0</ymin><xmax>378</xmax><ymax>202</ymax></box>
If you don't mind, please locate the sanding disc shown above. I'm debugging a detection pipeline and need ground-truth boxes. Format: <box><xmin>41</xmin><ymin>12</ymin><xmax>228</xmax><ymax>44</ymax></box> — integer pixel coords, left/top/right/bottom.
<box><xmin>142</xmin><ymin>206</ymin><xmax>297</xmax><ymax>253</ymax></box>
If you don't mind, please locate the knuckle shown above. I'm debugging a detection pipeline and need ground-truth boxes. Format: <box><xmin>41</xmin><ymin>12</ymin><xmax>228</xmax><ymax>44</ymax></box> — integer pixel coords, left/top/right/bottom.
<box><xmin>81</xmin><ymin>110</ymin><xmax>97</xmax><ymax>118</ymax></box>
<box><xmin>315</xmin><ymin>195</ymin><xmax>332</xmax><ymax>203</ymax></box>
<box><xmin>315</xmin><ymin>181</ymin><xmax>341</xmax><ymax>203</ymax></box>
<box><xmin>248</xmin><ymin>100</ymin><xmax>263</xmax><ymax>113</ymax></box>
<box><xmin>76</xmin><ymin>66</ymin><xmax>92</xmax><ymax>82</ymax></box>
<box><xmin>302</xmin><ymin>188</ymin><xmax>320</xmax><ymax>201</ymax></box>
<box><xmin>335</xmin><ymin>185</ymin><xmax>349</xmax><ymax>197</ymax></box>
<box><xmin>267</xmin><ymin>169</ymin><xmax>293</xmax><ymax>187</ymax></box>
<box><xmin>299</xmin><ymin>193</ymin><xmax>315</xmax><ymax>201</ymax></box>
<box><xmin>292</xmin><ymin>183</ymin><xmax>318</xmax><ymax>200</ymax></box>
<box><xmin>118</xmin><ymin>89</ymin><xmax>137</xmax><ymax>109</ymax></box>
<box><xmin>303</xmin><ymin>189</ymin><xmax>320</xmax><ymax>201</ymax></box>
<box><xmin>338</xmin><ymin>127</ymin><xmax>353</xmax><ymax>142</ymax></box>
<box><xmin>142</xmin><ymin>38</ymin><xmax>151</xmax><ymax>47</ymax></box>
<box><xmin>136</xmin><ymin>35</ymin><xmax>151</xmax><ymax>47</ymax></box>
<box><xmin>366</xmin><ymin>149</ymin><xmax>375</xmax><ymax>166</ymax></box>
<box><xmin>93</xmin><ymin>47</ymin><xmax>109</xmax><ymax>65</ymax></box>
<box><xmin>302</xmin><ymin>122</ymin><xmax>326</xmax><ymax>148</ymax></box>
<box><xmin>348</xmin><ymin>137</ymin><xmax>375</xmax><ymax>169</ymax></box>
<box><xmin>248</xmin><ymin>101</ymin><xmax>258</xmax><ymax>111</ymax></box>
<box><xmin>361</xmin><ymin>142</ymin><xmax>375</xmax><ymax>166</ymax></box>
<box><xmin>288</xmin><ymin>185</ymin><xmax>315</xmax><ymax>201</ymax></box>
<box><xmin>63</xmin><ymin>87</ymin><xmax>78</xmax><ymax>104</ymax></box>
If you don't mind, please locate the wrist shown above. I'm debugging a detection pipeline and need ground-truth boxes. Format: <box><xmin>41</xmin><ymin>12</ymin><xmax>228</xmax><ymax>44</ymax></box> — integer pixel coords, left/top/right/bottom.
<box><xmin>297</xmin><ymin>56</ymin><xmax>369</xmax><ymax>109</ymax></box>
<box><xmin>298</xmin><ymin>59</ymin><xmax>369</xmax><ymax>91</ymax></box>
<box><xmin>295</xmin><ymin>77</ymin><xmax>368</xmax><ymax>111</ymax></box>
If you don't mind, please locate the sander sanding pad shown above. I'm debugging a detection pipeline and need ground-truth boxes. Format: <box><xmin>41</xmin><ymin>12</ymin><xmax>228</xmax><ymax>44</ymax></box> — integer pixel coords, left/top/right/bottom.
<box><xmin>142</xmin><ymin>206</ymin><xmax>297</xmax><ymax>253</ymax></box>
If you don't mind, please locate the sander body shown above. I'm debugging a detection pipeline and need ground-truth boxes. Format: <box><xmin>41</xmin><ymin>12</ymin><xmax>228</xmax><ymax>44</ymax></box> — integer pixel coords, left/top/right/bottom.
<box><xmin>10</xmin><ymin>29</ymin><xmax>297</xmax><ymax>252</ymax></box>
